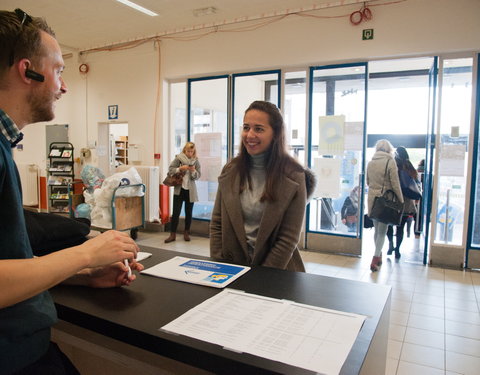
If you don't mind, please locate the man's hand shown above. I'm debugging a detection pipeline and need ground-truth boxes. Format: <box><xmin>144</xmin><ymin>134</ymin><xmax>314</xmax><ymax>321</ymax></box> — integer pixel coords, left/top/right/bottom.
<box><xmin>66</xmin><ymin>260</ymin><xmax>144</xmax><ymax>288</ymax></box>
<box><xmin>78</xmin><ymin>230</ymin><xmax>139</xmax><ymax>269</ymax></box>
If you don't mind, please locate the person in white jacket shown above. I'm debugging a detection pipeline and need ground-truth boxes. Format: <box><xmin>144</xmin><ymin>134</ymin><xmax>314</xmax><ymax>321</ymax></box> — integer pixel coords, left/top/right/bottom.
<box><xmin>366</xmin><ymin>139</ymin><xmax>404</xmax><ymax>271</ymax></box>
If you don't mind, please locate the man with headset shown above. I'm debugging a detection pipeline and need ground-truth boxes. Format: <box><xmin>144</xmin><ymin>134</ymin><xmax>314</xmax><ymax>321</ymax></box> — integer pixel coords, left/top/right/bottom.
<box><xmin>0</xmin><ymin>9</ymin><xmax>143</xmax><ymax>374</ymax></box>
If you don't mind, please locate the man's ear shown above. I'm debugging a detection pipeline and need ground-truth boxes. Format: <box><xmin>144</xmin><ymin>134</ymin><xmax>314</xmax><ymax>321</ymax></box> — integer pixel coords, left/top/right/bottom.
<box><xmin>19</xmin><ymin>59</ymin><xmax>44</xmax><ymax>83</ymax></box>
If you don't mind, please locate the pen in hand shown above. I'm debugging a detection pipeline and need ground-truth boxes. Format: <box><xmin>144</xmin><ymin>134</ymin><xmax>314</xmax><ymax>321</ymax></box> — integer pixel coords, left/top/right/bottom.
<box><xmin>124</xmin><ymin>259</ymin><xmax>132</xmax><ymax>278</ymax></box>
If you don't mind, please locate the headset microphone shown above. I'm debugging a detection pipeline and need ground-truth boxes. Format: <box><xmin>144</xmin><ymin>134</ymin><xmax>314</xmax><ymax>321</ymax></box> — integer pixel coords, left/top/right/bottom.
<box><xmin>25</xmin><ymin>69</ymin><xmax>45</xmax><ymax>82</ymax></box>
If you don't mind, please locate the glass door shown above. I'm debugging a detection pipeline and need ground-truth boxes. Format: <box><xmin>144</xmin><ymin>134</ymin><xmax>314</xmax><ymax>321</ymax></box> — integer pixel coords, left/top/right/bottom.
<box><xmin>188</xmin><ymin>75</ymin><xmax>229</xmax><ymax>220</ymax></box>
<box><xmin>232</xmin><ymin>70</ymin><xmax>281</xmax><ymax>157</ymax></box>
<box><xmin>466</xmin><ymin>53</ymin><xmax>480</xmax><ymax>268</ymax></box>
<box><xmin>421</xmin><ymin>58</ymin><xmax>438</xmax><ymax>265</ymax></box>
<box><xmin>306</xmin><ymin>63</ymin><xmax>367</xmax><ymax>255</ymax></box>
<box><xmin>430</xmin><ymin>56</ymin><xmax>474</xmax><ymax>267</ymax></box>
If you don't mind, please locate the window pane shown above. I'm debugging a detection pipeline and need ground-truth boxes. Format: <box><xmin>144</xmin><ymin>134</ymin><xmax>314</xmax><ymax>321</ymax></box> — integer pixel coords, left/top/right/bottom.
<box><xmin>308</xmin><ymin>65</ymin><xmax>366</xmax><ymax>236</ymax></box>
<box><xmin>435</xmin><ymin>58</ymin><xmax>473</xmax><ymax>244</ymax></box>
<box><xmin>189</xmin><ymin>77</ymin><xmax>229</xmax><ymax>220</ymax></box>
<box><xmin>233</xmin><ymin>72</ymin><xmax>280</xmax><ymax>155</ymax></box>
<box><xmin>170</xmin><ymin>82</ymin><xmax>187</xmax><ymax>156</ymax></box>
<box><xmin>285</xmin><ymin>71</ymin><xmax>307</xmax><ymax>165</ymax></box>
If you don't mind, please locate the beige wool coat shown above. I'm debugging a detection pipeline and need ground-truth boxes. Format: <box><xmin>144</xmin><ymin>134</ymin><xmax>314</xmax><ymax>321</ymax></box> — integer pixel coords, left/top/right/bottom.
<box><xmin>210</xmin><ymin>166</ymin><xmax>314</xmax><ymax>272</ymax></box>
<box><xmin>366</xmin><ymin>151</ymin><xmax>404</xmax><ymax>215</ymax></box>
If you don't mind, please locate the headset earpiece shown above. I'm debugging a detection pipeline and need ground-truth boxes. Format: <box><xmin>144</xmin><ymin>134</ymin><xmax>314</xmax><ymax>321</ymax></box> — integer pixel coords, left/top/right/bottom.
<box><xmin>25</xmin><ymin>69</ymin><xmax>45</xmax><ymax>82</ymax></box>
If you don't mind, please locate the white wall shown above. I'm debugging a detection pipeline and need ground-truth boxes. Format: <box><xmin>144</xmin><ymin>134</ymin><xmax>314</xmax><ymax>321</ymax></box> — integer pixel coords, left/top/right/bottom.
<box><xmin>14</xmin><ymin>0</ymin><xmax>480</xmax><ymax>177</ymax></box>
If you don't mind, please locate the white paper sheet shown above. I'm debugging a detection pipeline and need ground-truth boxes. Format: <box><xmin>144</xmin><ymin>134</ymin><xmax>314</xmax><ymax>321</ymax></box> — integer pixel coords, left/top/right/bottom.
<box><xmin>136</xmin><ymin>252</ymin><xmax>152</xmax><ymax>262</ymax></box>
<box><xmin>161</xmin><ymin>289</ymin><xmax>366</xmax><ymax>375</ymax></box>
<box><xmin>141</xmin><ymin>257</ymin><xmax>250</xmax><ymax>288</ymax></box>
<box><xmin>313</xmin><ymin>157</ymin><xmax>342</xmax><ymax>198</ymax></box>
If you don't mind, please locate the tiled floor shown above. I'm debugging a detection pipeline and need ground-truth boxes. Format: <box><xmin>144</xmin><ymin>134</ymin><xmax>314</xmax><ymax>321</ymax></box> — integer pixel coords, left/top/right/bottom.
<box><xmin>133</xmin><ymin>229</ymin><xmax>480</xmax><ymax>375</ymax></box>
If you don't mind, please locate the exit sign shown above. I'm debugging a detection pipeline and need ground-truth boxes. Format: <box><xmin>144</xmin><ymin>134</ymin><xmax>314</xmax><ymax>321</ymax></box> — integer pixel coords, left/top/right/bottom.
<box><xmin>362</xmin><ymin>29</ymin><xmax>374</xmax><ymax>40</ymax></box>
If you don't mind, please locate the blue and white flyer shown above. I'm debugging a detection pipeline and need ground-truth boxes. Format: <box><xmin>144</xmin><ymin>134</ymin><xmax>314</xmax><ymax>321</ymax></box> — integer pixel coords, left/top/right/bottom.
<box><xmin>141</xmin><ymin>256</ymin><xmax>250</xmax><ymax>288</ymax></box>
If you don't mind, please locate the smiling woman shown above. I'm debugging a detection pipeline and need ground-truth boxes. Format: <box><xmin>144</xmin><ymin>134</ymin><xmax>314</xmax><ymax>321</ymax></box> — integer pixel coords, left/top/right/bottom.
<box><xmin>210</xmin><ymin>100</ymin><xmax>316</xmax><ymax>272</ymax></box>
<box><xmin>241</xmin><ymin>109</ymin><xmax>274</xmax><ymax>156</ymax></box>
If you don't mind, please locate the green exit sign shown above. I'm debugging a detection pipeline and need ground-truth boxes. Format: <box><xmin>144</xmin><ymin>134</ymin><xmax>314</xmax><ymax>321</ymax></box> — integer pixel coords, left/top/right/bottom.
<box><xmin>362</xmin><ymin>29</ymin><xmax>374</xmax><ymax>40</ymax></box>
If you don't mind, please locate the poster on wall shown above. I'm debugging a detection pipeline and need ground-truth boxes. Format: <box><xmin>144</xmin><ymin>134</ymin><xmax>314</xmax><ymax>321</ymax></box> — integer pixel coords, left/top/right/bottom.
<box><xmin>312</xmin><ymin>157</ymin><xmax>341</xmax><ymax>198</ymax></box>
<box><xmin>439</xmin><ymin>144</ymin><xmax>465</xmax><ymax>177</ymax></box>
<box><xmin>318</xmin><ymin>115</ymin><xmax>345</xmax><ymax>156</ymax></box>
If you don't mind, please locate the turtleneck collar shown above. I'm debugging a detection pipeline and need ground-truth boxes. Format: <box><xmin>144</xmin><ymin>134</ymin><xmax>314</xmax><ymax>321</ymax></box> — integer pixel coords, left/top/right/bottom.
<box><xmin>250</xmin><ymin>152</ymin><xmax>267</xmax><ymax>170</ymax></box>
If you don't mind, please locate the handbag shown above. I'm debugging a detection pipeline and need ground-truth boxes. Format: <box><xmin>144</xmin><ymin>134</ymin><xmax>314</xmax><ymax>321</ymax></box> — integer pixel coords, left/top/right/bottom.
<box><xmin>369</xmin><ymin>160</ymin><xmax>404</xmax><ymax>226</ymax></box>
<box><xmin>363</xmin><ymin>214</ymin><xmax>374</xmax><ymax>228</ymax></box>
<box><xmin>162</xmin><ymin>171</ymin><xmax>185</xmax><ymax>186</ymax></box>
<box><xmin>370</xmin><ymin>190</ymin><xmax>404</xmax><ymax>226</ymax></box>
<box><xmin>399</xmin><ymin>169</ymin><xmax>422</xmax><ymax>200</ymax></box>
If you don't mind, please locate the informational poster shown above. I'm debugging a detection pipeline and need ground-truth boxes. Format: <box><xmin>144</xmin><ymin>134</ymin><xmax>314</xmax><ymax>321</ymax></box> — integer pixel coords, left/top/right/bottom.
<box><xmin>313</xmin><ymin>157</ymin><xmax>342</xmax><ymax>198</ymax></box>
<box><xmin>194</xmin><ymin>132</ymin><xmax>222</xmax><ymax>158</ymax></box>
<box><xmin>439</xmin><ymin>144</ymin><xmax>465</xmax><ymax>177</ymax></box>
<box><xmin>344</xmin><ymin>121</ymin><xmax>364</xmax><ymax>151</ymax></box>
<box><xmin>141</xmin><ymin>257</ymin><xmax>250</xmax><ymax>288</ymax></box>
<box><xmin>318</xmin><ymin>115</ymin><xmax>345</xmax><ymax>156</ymax></box>
<box><xmin>194</xmin><ymin>133</ymin><xmax>223</xmax><ymax>182</ymax></box>
<box><xmin>161</xmin><ymin>289</ymin><xmax>366</xmax><ymax>375</ymax></box>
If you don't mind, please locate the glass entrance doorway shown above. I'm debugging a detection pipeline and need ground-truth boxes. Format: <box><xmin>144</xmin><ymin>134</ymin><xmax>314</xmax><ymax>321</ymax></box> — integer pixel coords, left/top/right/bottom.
<box><xmin>364</xmin><ymin>57</ymin><xmax>435</xmax><ymax>263</ymax></box>
<box><xmin>306</xmin><ymin>57</ymin><xmax>435</xmax><ymax>260</ymax></box>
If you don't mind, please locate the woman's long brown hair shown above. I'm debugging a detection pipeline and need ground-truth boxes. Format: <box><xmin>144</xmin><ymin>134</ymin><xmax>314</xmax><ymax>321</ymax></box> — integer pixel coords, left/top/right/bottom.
<box><xmin>230</xmin><ymin>101</ymin><xmax>303</xmax><ymax>202</ymax></box>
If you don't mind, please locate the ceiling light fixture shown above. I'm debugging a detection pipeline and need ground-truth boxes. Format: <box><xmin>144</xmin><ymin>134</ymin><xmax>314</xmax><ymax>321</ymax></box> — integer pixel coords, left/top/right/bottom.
<box><xmin>193</xmin><ymin>6</ymin><xmax>217</xmax><ymax>17</ymax></box>
<box><xmin>115</xmin><ymin>0</ymin><xmax>158</xmax><ymax>16</ymax></box>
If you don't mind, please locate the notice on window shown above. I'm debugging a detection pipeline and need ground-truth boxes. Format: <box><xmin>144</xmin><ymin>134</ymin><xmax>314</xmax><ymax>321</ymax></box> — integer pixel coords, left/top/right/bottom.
<box><xmin>318</xmin><ymin>115</ymin><xmax>345</xmax><ymax>156</ymax></box>
<box><xmin>313</xmin><ymin>157</ymin><xmax>341</xmax><ymax>198</ymax></box>
<box><xmin>161</xmin><ymin>289</ymin><xmax>366</xmax><ymax>375</ymax></box>
<box><xmin>344</xmin><ymin>121</ymin><xmax>364</xmax><ymax>151</ymax></box>
<box><xmin>439</xmin><ymin>144</ymin><xmax>465</xmax><ymax>177</ymax></box>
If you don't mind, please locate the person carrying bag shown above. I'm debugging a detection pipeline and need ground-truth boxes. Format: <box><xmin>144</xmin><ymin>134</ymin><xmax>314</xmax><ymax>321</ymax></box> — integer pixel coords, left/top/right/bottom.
<box><xmin>386</xmin><ymin>146</ymin><xmax>421</xmax><ymax>259</ymax></box>
<box><xmin>366</xmin><ymin>140</ymin><xmax>404</xmax><ymax>272</ymax></box>
<box><xmin>369</xmin><ymin>160</ymin><xmax>404</xmax><ymax>226</ymax></box>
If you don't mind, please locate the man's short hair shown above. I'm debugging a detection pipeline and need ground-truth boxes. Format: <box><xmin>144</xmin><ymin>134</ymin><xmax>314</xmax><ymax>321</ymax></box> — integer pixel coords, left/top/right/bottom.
<box><xmin>0</xmin><ymin>9</ymin><xmax>55</xmax><ymax>78</ymax></box>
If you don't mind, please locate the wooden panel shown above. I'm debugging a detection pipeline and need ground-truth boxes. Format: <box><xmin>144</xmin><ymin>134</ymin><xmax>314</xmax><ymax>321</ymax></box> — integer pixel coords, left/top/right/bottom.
<box><xmin>114</xmin><ymin>196</ymin><xmax>143</xmax><ymax>230</ymax></box>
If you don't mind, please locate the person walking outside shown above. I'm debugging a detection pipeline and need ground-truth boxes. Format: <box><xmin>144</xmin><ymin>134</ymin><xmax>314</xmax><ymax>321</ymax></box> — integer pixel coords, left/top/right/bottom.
<box><xmin>366</xmin><ymin>139</ymin><xmax>404</xmax><ymax>271</ymax></box>
<box><xmin>387</xmin><ymin>146</ymin><xmax>421</xmax><ymax>259</ymax></box>
<box><xmin>164</xmin><ymin>142</ymin><xmax>201</xmax><ymax>243</ymax></box>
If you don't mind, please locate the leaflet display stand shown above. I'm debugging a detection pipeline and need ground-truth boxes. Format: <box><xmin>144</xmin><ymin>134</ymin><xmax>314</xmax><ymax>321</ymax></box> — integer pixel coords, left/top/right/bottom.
<box><xmin>48</xmin><ymin>142</ymin><xmax>74</xmax><ymax>213</ymax></box>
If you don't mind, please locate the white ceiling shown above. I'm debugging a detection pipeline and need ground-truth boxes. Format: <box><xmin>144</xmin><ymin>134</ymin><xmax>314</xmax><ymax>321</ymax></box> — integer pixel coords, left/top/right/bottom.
<box><xmin>4</xmin><ymin>0</ymin><xmax>343</xmax><ymax>51</ymax></box>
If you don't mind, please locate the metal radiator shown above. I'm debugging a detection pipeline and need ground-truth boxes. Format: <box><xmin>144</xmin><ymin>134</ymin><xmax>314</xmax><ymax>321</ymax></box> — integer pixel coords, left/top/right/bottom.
<box><xmin>17</xmin><ymin>163</ymin><xmax>39</xmax><ymax>206</ymax></box>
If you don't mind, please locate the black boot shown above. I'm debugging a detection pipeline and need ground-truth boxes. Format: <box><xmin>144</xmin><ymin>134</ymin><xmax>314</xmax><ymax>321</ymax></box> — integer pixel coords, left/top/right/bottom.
<box><xmin>395</xmin><ymin>248</ymin><xmax>401</xmax><ymax>259</ymax></box>
<box><xmin>387</xmin><ymin>242</ymin><xmax>395</xmax><ymax>255</ymax></box>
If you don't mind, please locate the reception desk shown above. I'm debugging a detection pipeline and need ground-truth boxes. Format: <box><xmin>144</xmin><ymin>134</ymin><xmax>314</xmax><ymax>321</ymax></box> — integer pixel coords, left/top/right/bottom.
<box><xmin>50</xmin><ymin>247</ymin><xmax>391</xmax><ymax>374</ymax></box>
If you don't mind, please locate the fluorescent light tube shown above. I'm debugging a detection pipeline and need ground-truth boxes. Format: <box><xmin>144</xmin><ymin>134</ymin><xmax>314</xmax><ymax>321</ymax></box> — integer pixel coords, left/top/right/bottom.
<box><xmin>115</xmin><ymin>0</ymin><xmax>158</xmax><ymax>16</ymax></box>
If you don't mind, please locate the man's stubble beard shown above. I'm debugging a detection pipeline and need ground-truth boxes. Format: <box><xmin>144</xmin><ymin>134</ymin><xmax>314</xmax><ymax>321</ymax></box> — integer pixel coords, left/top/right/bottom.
<box><xmin>27</xmin><ymin>86</ymin><xmax>55</xmax><ymax>123</ymax></box>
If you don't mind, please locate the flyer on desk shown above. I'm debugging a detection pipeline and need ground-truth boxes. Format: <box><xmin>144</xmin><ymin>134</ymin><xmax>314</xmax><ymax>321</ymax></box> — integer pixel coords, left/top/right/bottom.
<box><xmin>141</xmin><ymin>256</ymin><xmax>250</xmax><ymax>288</ymax></box>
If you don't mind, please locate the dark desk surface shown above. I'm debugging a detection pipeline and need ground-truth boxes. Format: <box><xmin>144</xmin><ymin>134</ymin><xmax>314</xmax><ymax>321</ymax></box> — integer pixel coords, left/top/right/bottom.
<box><xmin>50</xmin><ymin>246</ymin><xmax>391</xmax><ymax>375</ymax></box>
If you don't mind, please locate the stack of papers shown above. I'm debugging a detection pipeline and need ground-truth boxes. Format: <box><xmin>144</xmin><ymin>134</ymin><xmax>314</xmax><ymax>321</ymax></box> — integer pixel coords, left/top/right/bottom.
<box><xmin>161</xmin><ymin>289</ymin><xmax>367</xmax><ymax>375</ymax></box>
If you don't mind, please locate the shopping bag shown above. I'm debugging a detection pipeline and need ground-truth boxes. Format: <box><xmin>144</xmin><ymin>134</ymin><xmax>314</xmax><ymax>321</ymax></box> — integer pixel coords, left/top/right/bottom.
<box><xmin>369</xmin><ymin>190</ymin><xmax>404</xmax><ymax>226</ymax></box>
<box><xmin>162</xmin><ymin>172</ymin><xmax>185</xmax><ymax>186</ymax></box>
<box><xmin>399</xmin><ymin>170</ymin><xmax>422</xmax><ymax>200</ymax></box>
